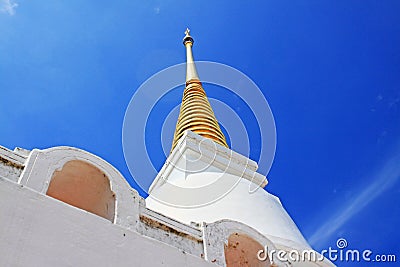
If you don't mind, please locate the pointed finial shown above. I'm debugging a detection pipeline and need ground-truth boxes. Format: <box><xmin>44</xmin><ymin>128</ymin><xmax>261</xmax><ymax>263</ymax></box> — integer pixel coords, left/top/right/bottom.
<box><xmin>185</xmin><ymin>28</ymin><xmax>190</xmax><ymax>37</ymax></box>
<box><xmin>183</xmin><ymin>27</ymin><xmax>194</xmax><ymax>45</ymax></box>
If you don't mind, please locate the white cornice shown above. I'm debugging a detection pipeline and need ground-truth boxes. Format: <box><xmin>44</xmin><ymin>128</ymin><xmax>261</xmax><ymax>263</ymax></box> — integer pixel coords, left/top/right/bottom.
<box><xmin>149</xmin><ymin>130</ymin><xmax>267</xmax><ymax>193</ymax></box>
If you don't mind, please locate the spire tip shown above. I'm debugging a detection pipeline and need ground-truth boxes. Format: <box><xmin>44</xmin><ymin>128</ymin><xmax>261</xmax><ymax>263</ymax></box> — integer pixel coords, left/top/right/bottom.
<box><xmin>183</xmin><ymin>28</ymin><xmax>194</xmax><ymax>45</ymax></box>
<box><xmin>184</xmin><ymin>28</ymin><xmax>191</xmax><ymax>37</ymax></box>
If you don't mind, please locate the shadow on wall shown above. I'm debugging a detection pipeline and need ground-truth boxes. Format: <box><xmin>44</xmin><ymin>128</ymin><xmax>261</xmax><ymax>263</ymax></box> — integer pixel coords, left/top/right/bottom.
<box><xmin>46</xmin><ymin>160</ymin><xmax>116</xmax><ymax>222</ymax></box>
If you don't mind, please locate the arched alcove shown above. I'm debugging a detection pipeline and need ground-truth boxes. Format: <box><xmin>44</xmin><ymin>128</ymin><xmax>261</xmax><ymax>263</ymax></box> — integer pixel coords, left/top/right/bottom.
<box><xmin>224</xmin><ymin>232</ymin><xmax>271</xmax><ymax>267</ymax></box>
<box><xmin>46</xmin><ymin>160</ymin><xmax>115</xmax><ymax>222</ymax></box>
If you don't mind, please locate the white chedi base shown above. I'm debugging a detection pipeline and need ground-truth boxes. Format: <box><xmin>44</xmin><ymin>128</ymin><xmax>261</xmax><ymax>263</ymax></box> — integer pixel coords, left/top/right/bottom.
<box><xmin>146</xmin><ymin>131</ymin><xmax>310</xmax><ymax>251</ymax></box>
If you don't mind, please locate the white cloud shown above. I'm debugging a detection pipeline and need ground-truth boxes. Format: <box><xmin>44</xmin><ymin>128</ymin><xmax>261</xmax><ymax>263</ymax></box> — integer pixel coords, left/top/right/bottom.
<box><xmin>309</xmin><ymin>146</ymin><xmax>400</xmax><ymax>247</ymax></box>
<box><xmin>0</xmin><ymin>0</ymin><xmax>18</xmax><ymax>16</ymax></box>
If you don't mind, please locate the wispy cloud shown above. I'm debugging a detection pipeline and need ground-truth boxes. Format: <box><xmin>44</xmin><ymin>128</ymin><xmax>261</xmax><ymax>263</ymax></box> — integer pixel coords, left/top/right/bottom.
<box><xmin>309</xmin><ymin>146</ymin><xmax>400</xmax><ymax>247</ymax></box>
<box><xmin>0</xmin><ymin>0</ymin><xmax>18</xmax><ymax>16</ymax></box>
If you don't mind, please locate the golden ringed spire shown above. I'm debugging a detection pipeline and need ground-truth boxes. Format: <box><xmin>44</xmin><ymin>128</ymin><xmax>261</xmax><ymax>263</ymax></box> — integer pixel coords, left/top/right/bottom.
<box><xmin>171</xmin><ymin>29</ymin><xmax>228</xmax><ymax>151</ymax></box>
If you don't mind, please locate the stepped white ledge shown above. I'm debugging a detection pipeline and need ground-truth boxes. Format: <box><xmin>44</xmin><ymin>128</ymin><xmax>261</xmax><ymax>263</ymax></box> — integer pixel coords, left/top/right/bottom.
<box><xmin>149</xmin><ymin>130</ymin><xmax>267</xmax><ymax>194</ymax></box>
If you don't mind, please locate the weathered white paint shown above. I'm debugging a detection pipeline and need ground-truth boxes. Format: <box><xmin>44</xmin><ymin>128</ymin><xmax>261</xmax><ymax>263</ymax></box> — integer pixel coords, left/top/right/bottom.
<box><xmin>137</xmin><ymin>207</ymin><xmax>205</xmax><ymax>257</ymax></box>
<box><xmin>18</xmin><ymin>146</ymin><xmax>140</xmax><ymax>229</ymax></box>
<box><xmin>0</xmin><ymin>144</ymin><xmax>335</xmax><ymax>266</ymax></box>
<box><xmin>0</xmin><ymin>146</ymin><xmax>214</xmax><ymax>266</ymax></box>
<box><xmin>0</xmin><ymin>177</ymin><xmax>213</xmax><ymax>267</ymax></box>
<box><xmin>0</xmin><ymin>145</ymin><xmax>26</xmax><ymax>182</ymax></box>
<box><xmin>202</xmin><ymin>220</ymin><xmax>284</xmax><ymax>266</ymax></box>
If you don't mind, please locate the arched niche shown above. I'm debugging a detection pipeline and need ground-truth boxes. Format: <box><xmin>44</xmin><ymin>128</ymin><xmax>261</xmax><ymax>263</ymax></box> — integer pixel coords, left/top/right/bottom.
<box><xmin>46</xmin><ymin>160</ymin><xmax>115</xmax><ymax>222</ymax></box>
<box><xmin>203</xmin><ymin>220</ymin><xmax>280</xmax><ymax>266</ymax></box>
<box><xmin>224</xmin><ymin>232</ymin><xmax>271</xmax><ymax>267</ymax></box>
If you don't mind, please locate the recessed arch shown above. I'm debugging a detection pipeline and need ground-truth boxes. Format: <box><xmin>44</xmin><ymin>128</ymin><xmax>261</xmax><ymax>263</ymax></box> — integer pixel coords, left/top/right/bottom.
<box><xmin>46</xmin><ymin>160</ymin><xmax>115</xmax><ymax>222</ymax></box>
<box><xmin>224</xmin><ymin>232</ymin><xmax>271</xmax><ymax>267</ymax></box>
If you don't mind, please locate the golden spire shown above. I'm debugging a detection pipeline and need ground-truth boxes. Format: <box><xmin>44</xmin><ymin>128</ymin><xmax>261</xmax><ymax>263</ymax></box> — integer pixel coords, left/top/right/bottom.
<box><xmin>171</xmin><ymin>29</ymin><xmax>229</xmax><ymax>151</ymax></box>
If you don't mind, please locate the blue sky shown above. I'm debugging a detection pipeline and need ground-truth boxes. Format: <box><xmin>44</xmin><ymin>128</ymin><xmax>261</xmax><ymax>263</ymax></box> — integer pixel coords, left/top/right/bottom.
<box><xmin>1</xmin><ymin>1</ymin><xmax>399</xmax><ymax>265</ymax></box>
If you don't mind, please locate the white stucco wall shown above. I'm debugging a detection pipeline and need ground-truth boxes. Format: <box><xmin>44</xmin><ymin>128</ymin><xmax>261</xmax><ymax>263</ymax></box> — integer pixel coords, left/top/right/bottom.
<box><xmin>0</xmin><ymin>145</ymin><xmax>216</xmax><ymax>267</ymax></box>
<box><xmin>146</xmin><ymin>131</ymin><xmax>310</xmax><ymax>250</ymax></box>
<box><xmin>146</xmin><ymin>131</ymin><xmax>335</xmax><ymax>267</ymax></box>
<box><xmin>148</xmin><ymin>174</ymin><xmax>309</xmax><ymax>251</ymax></box>
<box><xmin>0</xmin><ymin>146</ymin><xmax>26</xmax><ymax>182</ymax></box>
<box><xmin>0</xmin><ymin>143</ymin><xmax>334</xmax><ymax>266</ymax></box>
<box><xmin>0</xmin><ymin>176</ymin><xmax>213</xmax><ymax>267</ymax></box>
